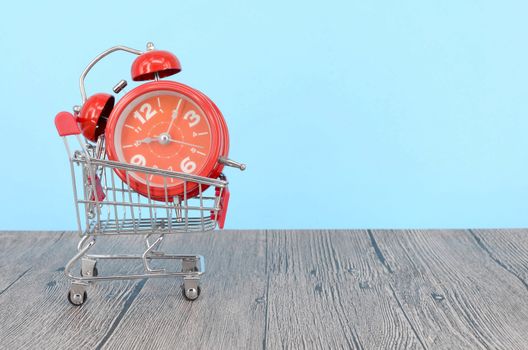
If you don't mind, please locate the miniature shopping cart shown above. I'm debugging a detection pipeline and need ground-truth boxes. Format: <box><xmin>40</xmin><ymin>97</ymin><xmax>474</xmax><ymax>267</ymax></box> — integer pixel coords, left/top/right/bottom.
<box><xmin>55</xmin><ymin>113</ymin><xmax>235</xmax><ymax>306</ymax></box>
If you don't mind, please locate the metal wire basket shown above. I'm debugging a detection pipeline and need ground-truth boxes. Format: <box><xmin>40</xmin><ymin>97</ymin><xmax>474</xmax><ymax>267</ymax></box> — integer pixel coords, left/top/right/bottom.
<box><xmin>55</xmin><ymin>111</ymin><xmax>234</xmax><ymax>306</ymax></box>
<box><xmin>71</xmin><ymin>140</ymin><xmax>228</xmax><ymax>236</ymax></box>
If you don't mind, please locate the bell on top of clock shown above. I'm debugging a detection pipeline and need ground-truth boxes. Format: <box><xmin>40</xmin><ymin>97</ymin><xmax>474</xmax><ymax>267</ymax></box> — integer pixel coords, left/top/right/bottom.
<box><xmin>131</xmin><ymin>42</ymin><xmax>182</xmax><ymax>81</ymax></box>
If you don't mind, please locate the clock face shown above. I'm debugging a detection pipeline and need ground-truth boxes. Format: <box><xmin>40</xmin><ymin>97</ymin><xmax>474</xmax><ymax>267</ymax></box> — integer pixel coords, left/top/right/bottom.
<box><xmin>106</xmin><ymin>81</ymin><xmax>226</xmax><ymax>201</ymax></box>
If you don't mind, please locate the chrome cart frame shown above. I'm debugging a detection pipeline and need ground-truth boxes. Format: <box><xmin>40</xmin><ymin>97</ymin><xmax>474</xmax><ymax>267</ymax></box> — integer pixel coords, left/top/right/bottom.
<box><xmin>55</xmin><ymin>43</ymin><xmax>244</xmax><ymax>306</ymax></box>
<box><xmin>57</xmin><ymin>129</ymin><xmax>228</xmax><ymax>305</ymax></box>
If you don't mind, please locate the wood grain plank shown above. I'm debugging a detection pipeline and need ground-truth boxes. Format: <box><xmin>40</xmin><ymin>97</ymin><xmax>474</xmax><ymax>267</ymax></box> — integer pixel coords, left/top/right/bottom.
<box><xmin>0</xmin><ymin>232</ymin><xmax>150</xmax><ymax>349</ymax></box>
<box><xmin>98</xmin><ymin>230</ymin><xmax>267</xmax><ymax>350</ymax></box>
<box><xmin>371</xmin><ymin>229</ymin><xmax>528</xmax><ymax>350</ymax></box>
<box><xmin>2</xmin><ymin>230</ymin><xmax>528</xmax><ymax>349</ymax></box>
<box><xmin>0</xmin><ymin>231</ymin><xmax>67</xmax><ymax>294</ymax></box>
<box><xmin>468</xmin><ymin>229</ymin><xmax>528</xmax><ymax>290</ymax></box>
<box><xmin>265</xmin><ymin>230</ymin><xmax>422</xmax><ymax>350</ymax></box>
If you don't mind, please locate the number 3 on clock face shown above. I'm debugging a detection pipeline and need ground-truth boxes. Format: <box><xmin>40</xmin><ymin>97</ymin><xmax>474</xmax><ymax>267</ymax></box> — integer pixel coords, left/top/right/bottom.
<box><xmin>105</xmin><ymin>81</ymin><xmax>226</xmax><ymax>201</ymax></box>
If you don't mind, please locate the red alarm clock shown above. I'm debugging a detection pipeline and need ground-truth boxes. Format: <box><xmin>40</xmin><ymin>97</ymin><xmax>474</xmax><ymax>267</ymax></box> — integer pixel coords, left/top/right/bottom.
<box><xmin>88</xmin><ymin>44</ymin><xmax>232</xmax><ymax>201</ymax></box>
<box><xmin>106</xmin><ymin>81</ymin><xmax>229</xmax><ymax>201</ymax></box>
<box><xmin>73</xmin><ymin>43</ymin><xmax>244</xmax><ymax>202</ymax></box>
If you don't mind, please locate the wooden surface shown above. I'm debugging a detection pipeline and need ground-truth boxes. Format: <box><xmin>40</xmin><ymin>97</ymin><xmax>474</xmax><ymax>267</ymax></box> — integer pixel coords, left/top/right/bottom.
<box><xmin>0</xmin><ymin>230</ymin><xmax>527</xmax><ymax>349</ymax></box>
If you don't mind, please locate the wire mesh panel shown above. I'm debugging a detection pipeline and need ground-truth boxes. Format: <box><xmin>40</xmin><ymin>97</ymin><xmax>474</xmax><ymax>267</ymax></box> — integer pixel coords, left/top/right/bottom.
<box><xmin>71</xmin><ymin>150</ymin><xmax>227</xmax><ymax>236</ymax></box>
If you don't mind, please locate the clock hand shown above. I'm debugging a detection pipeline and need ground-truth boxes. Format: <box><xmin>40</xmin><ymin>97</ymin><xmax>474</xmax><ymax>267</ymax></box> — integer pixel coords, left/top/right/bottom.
<box><xmin>135</xmin><ymin>133</ymin><xmax>203</xmax><ymax>149</ymax></box>
<box><xmin>168</xmin><ymin>137</ymin><xmax>204</xmax><ymax>149</ymax></box>
<box><xmin>165</xmin><ymin>99</ymin><xmax>182</xmax><ymax>134</ymax></box>
<box><xmin>134</xmin><ymin>136</ymin><xmax>160</xmax><ymax>145</ymax></box>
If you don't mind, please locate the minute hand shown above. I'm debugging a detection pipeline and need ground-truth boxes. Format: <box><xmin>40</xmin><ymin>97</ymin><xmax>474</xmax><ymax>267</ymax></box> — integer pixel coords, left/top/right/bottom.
<box><xmin>168</xmin><ymin>138</ymin><xmax>204</xmax><ymax>149</ymax></box>
<box><xmin>165</xmin><ymin>99</ymin><xmax>182</xmax><ymax>134</ymax></box>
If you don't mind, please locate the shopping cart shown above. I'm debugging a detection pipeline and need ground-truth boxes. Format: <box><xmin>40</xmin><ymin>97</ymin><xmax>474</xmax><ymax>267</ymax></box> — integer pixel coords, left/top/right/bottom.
<box><xmin>55</xmin><ymin>112</ymin><xmax>235</xmax><ymax>306</ymax></box>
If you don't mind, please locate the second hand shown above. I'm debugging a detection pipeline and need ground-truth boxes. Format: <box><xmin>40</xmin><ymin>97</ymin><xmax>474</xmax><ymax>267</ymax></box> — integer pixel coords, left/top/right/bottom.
<box><xmin>168</xmin><ymin>137</ymin><xmax>204</xmax><ymax>149</ymax></box>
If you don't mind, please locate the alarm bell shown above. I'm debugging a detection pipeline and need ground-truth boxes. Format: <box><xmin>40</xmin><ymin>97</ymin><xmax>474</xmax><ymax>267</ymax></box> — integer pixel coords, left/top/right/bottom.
<box><xmin>77</xmin><ymin>93</ymin><xmax>114</xmax><ymax>142</ymax></box>
<box><xmin>131</xmin><ymin>49</ymin><xmax>181</xmax><ymax>81</ymax></box>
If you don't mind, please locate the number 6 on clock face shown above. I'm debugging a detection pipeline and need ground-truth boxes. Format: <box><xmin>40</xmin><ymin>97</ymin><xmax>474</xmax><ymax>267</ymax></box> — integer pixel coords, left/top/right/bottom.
<box><xmin>105</xmin><ymin>81</ymin><xmax>228</xmax><ymax>201</ymax></box>
<box><xmin>180</xmin><ymin>156</ymin><xmax>197</xmax><ymax>173</ymax></box>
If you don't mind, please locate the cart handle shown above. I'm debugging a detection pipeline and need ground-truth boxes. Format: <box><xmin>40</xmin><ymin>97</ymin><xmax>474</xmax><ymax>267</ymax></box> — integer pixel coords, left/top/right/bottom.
<box><xmin>55</xmin><ymin>111</ymin><xmax>81</xmax><ymax>136</ymax></box>
<box><xmin>79</xmin><ymin>45</ymin><xmax>142</xmax><ymax>104</ymax></box>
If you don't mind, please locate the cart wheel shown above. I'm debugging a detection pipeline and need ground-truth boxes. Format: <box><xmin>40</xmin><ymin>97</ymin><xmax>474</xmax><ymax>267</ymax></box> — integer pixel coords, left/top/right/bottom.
<box><xmin>80</xmin><ymin>265</ymin><xmax>98</xmax><ymax>277</ymax></box>
<box><xmin>68</xmin><ymin>290</ymin><xmax>87</xmax><ymax>306</ymax></box>
<box><xmin>182</xmin><ymin>285</ymin><xmax>201</xmax><ymax>301</ymax></box>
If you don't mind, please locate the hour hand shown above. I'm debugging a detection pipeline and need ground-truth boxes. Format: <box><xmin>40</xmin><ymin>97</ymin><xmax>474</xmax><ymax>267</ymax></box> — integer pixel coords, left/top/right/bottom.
<box><xmin>134</xmin><ymin>136</ymin><xmax>158</xmax><ymax>146</ymax></box>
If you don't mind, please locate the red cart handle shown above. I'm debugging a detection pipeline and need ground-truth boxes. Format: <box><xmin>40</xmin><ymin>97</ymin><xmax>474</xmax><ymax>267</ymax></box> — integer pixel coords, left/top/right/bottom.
<box><xmin>212</xmin><ymin>186</ymin><xmax>230</xmax><ymax>229</ymax></box>
<box><xmin>55</xmin><ymin>111</ymin><xmax>81</xmax><ymax>137</ymax></box>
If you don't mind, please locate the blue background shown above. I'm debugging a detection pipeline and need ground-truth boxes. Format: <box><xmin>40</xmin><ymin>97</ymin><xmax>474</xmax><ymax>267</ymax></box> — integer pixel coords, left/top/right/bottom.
<box><xmin>1</xmin><ymin>1</ymin><xmax>527</xmax><ymax>230</ymax></box>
